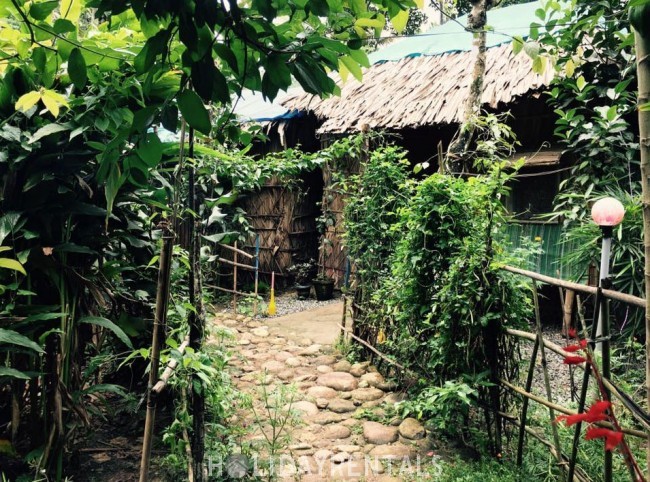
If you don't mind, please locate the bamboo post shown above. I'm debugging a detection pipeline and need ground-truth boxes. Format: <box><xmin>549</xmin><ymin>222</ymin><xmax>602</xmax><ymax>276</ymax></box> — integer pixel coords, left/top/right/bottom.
<box><xmin>532</xmin><ymin>282</ymin><xmax>565</xmax><ymax>474</ymax></box>
<box><xmin>516</xmin><ymin>331</ymin><xmax>539</xmax><ymax>466</ymax></box>
<box><xmin>631</xmin><ymin>25</ymin><xmax>650</xmax><ymax>477</ymax></box>
<box><xmin>253</xmin><ymin>235</ymin><xmax>259</xmax><ymax>317</ymax></box>
<box><xmin>139</xmin><ymin>223</ymin><xmax>174</xmax><ymax>482</ymax></box>
<box><xmin>232</xmin><ymin>241</ymin><xmax>238</xmax><ymax>313</ymax></box>
<box><xmin>568</xmin><ymin>290</ymin><xmax>602</xmax><ymax>482</ymax></box>
<box><xmin>562</xmin><ymin>289</ymin><xmax>575</xmax><ymax>336</ymax></box>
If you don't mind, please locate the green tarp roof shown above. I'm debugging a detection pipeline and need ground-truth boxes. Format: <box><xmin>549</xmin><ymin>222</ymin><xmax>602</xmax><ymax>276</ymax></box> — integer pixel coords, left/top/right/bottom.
<box><xmin>369</xmin><ymin>0</ymin><xmax>543</xmax><ymax>64</ymax></box>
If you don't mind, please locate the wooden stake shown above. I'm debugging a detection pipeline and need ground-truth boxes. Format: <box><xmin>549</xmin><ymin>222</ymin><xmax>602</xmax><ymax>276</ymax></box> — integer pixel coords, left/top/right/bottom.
<box><xmin>139</xmin><ymin>223</ymin><xmax>174</xmax><ymax>482</ymax></box>
<box><xmin>516</xmin><ymin>329</ymin><xmax>539</xmax><ymax>466</ymax></box>
<box><xmin>562</xmin><ymin>289</ymin><xmax>575</xmax><ymax>336</ymax></box>
<box><xmin>532</xmin><ymin>281</ymin><xmax>565</xmax><ymax>475</ymax></box>
<box><xmin>232</xmin><ymin>241</ymin><xmax>238</xmax><ymax>313</ymax></box>
<box><xmin>253</xmin><ymin>235</ymin><xmax>259</xmax><ymax>317</ymax></box>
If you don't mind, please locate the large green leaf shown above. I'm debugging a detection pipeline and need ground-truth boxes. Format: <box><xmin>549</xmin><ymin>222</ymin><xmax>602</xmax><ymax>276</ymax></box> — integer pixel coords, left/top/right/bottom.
<box><xmin>177</xmin><ymin>89</ymin><xmax>211</xmax><ymax>135</ymax></box>
<box><xmin>0</xmin><ymin>258</ymin><xmax>26</xmax><ymax>275</ymax></box>
<box><xmin>79</xmin><ymin>316</ymin><xmax>133</xmax><ymax>349</ymax></box>
<box><xmin>29</xmin><ymin>123</ymin><xmax>70</xmax><ymax>144</ymax></box>
<box><xmin>0</xmin><ymin>367</ymin><xmax>31</xmax><ymax>380</ymax></box>
<box><xmin>0</xmin><ymin>328</ymin><xmax>44</xmax><ymax>354</ymax></box>
<box><xmin>68</xmin><ymin>48</ymin><xmax>87</xmax><ymax>90</ymax></box>
<box><xmin>29</xmin><ymin>0</ymin><xmax>58</xmax><ymax>20</ymax></box>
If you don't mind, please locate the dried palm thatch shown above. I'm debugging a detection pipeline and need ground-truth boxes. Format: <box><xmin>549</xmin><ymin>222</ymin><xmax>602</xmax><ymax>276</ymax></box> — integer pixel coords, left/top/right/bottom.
<box><xmin>282</xmin><ymin>43</ymin><xmax>554</xmax><ymax>134</ymax></box>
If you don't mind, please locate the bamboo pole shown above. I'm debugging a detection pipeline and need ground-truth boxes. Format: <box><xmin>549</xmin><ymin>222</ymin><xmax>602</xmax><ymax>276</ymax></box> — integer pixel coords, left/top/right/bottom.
<box><xmin>632</xmin><ymin>20</ymin><xmax>650</xmax><ymax>477</ymax></box>
<box><xmin>232</xmin><ymin>241</ymin><xmax>238</xmax><ymax>313</ymax></box>
<box><xmin>253</xmin><ymin>235</ymin><xmax>259</xmax><ymax>317</ymax></box>
<box><xmin>219</xmin><ymin>243</ymin><xmax>254</xmax><ymax>259</ymax></box>
<box><xmin>139</xmin><ymin>223</ymin><xmax>175</xmax><ymax>482</ymax></box>
<box><xmin>532</xmin><ymin>281</ymin><xmax>564</xmax><ymax>474</ymax></box>
<box><xmin>502</xmin><ymin>265</ymin><xmax>645</xmax><ymax>308</ymax></box>
<box><xmin>562</xmin><ymin>289</ymin><xmax>576</xmax><ymax>336</ymax></box>
<box><xmin>217</xmin><ymin>257</ymin><xmax>256</xmax><ymax>270</ymax></box>
<box><xmin>516</xmin><ymin>326</ymin><xmax>539</xmax><ymax>466</ymax></box>
<box><xmin>152</xmin><ymin>337</ymin><xmax>190</xmax><ymax>394</ymax></box>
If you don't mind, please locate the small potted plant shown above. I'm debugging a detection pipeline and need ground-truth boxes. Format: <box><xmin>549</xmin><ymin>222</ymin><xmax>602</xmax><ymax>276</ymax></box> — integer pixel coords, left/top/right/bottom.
<box><xmin>287</xmin><ymin>258</ymin><xmax>315</xmax><ymax>300</ymax></box>
<box><xmin>313</xmin><ymin>238</ymin><xmax>335</xmax><ymax>301</ymax></box>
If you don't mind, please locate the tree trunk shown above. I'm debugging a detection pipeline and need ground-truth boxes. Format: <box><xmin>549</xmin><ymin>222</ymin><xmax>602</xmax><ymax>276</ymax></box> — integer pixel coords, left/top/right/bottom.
<box><xmin>632</xmin><ymin>12</ymin><xmax>650</xmax><ymax>479</ymax></box>
<box><xmin>446</xmin><ymin>0</ymin><xmax>491</xmax><ymax>173</ymax></box>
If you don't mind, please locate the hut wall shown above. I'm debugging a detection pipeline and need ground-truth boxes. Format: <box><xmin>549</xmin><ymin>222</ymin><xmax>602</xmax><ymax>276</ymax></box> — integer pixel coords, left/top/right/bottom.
<box><xmin>237</xmin><ymin>173</ymin><xmax>321</xmax><ymax>289</ymax></box>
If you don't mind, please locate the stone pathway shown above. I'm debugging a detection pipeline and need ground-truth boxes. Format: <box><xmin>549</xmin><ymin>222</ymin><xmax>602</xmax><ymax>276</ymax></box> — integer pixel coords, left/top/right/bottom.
<box><xmin>212</xmin><ymin>306</ymin><xmax>436</xmax><ymax>481</ymax></box>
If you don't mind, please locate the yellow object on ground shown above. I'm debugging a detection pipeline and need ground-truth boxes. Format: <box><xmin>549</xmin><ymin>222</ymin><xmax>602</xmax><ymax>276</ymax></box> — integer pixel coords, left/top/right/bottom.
<box><xmin>268</xmin><ymin>271</ymin><xmax>276</xmax><ymax>315</ymax></box>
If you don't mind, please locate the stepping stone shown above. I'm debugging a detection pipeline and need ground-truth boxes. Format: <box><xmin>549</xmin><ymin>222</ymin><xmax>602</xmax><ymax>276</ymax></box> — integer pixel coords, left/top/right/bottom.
<box><xmin>322</xmin><ymin>424</ymin><xmax>351</xmax><ymax>440</ymax></box>
<box><xmin>313</xmin><ymin>449</ymin><xmax>333</xmax><ymax>461</ymax></box>
<box><xmin>331</xmin><ymin>452</ymin><xmax>350</xmax><ymax>464</ymax></box>
<box><xmin>398</xmin><ymin>418</ymin><xmax>426</xmax><ymax>440</ymax></box>
<box><xmin>369</xmin><ymin>444</ymin><xmax>415</xmax><ymax>459</ymax></box>
<box><xmin>288</xmin><ymin>401</ymin><xmax>319</xmax><ymax>416</ymax></box>
<box><xmin>317</xmin><ymin>365</ymin><xmax>333</xmax><ymax>374</ymax></box>
<box><xmin>349</xmin><ymin>362</ymin><xmax>370</xmax><ymax>377</ymax></box>
<box><xmin>363</xmin><ymin>422</ymin><xmax>398</xmax><ymax>445</ymax></box>
<box><xmin>351</xmin><ymin>388</ymin><xmax>384</xmax><ymax>402</ymax></box>
<box><xmin>251</xmin><ymin>327</ymin><xmax>269</xmax><ymax>337</ymax></box>
<box><xmin>311</xmin><ymin>411</ymin><xmax>344</xmax><ymax>425</ymax></box>
<box><xmin>261</xmin><ymin>360</ymin><xmax>285</xmax><ymax>373</ymax></box>
<box><xmin>360</xmin><ymin>372</ymin><xmax>385</xmax><ymax>388</ymax></box>
<box><xmin>300</xmin><ymin>344</ymin><xmax>322</xmax><ymax>355</ymax></box>
<box><xmin>307</xmin><ymin>386</ymin><xmax>338</xmax><ymax>399</ymax></box>
<box><xmin>328</xmin><ymin>398</ymin><xmax>356</xmax><ymax>413</ymax></box>
<box><xmin>285</xmin><ymin>357</ymin><xmax>303</xmax><ymax>367</ymax></box>
<box><xmin>317</xmin><ymin>372</ymin><xmax>358</xmax><ymax>391</ymax></box>
<box><xmin>313</xmin><ymin>355</ymin><xmax>337</xmax><ymax>366</ymax></box>
<box><xmin>316</xmin><ymin>398</ymin><xmax>330</xmax><ymax>409</ymax></box>
<box><xmin>277</xmin><ymin>369</ymin><xmax>295</xmax><ymax>381</ymax></box>
<box><xmin>275</xmin><ymin>351</ymin><xmax>293</xmax><ymax>362</ymax></box>
<box><xmin>332</xmin><ymin>360</ymin><xmax>352</xmax><ymax>372</ymax></box>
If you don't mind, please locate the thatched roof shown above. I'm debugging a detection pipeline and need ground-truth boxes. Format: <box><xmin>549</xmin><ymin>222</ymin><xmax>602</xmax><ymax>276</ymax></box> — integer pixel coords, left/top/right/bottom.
<box><xmin>281</xmin><ymin>42</ymin><xmax>554</xmax><ymax>134</ymax></box>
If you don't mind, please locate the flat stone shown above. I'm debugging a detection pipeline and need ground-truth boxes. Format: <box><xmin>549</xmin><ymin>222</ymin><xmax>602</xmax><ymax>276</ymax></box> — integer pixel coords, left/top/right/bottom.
<box><xmin>261</xmin><ymin>360</ymin><xmax>285</xmax><ymax>373</ymax></box>
<box><xmin>360</xmin><ymin>372</ymin><xmax>385</xmax><ymax>388</ymax></box>
<box><xmin>351</xmin><ymin>388</ymin><xmax>384</xmax><ymax>402</ymax></box>
<box><xmin>277</xmin><ymin>369</ymin><xmax>295</xmax><ymax>381</ymax></box>
<box><xmin>317</xmin><ymin>372</ymin><xmax>358</xmax><ymax>391</ymax></box>
<box><xmin>363</xmin><ymin>422</ymin><xmax>398</xmax><ymax>445</ymax></box>
<box><xmin>299</xmin><ymin>337</ymin><xmax>313</xmax><ymax>346</ymax></box>
<box><xmin>289</xmin><ymin>443</ymin><xmax>312</xmax><ymax>450</ymax></box>
<box><xmin>313</xmin><ymin>449</ymin><xmax>333</xmax><ymax>461</ymax></box>
<box><xmin>295</xmin><ymin>374</ymin><xmax>318</xmax><ymax>383</ymax></box>
<box><xmin>238</xmin><ymin>339</ymin><xmax>251</xmax><ymax>345</ymax></box>
<box><xmin>340</xmin><ymin>392</ymin><xmax>352</xmax><ymax>400</ymax></box>
<box><xmin>332</xmin><ymin>360</ymin><xmax>352</xmax><ymax>372</ymax></box>
<box><xmin>349</xmin><ymin>362</ymin><xmax>370</xmax><ymax>377</ymax></box>
<box><xmin>298</xmin><ymin>344</ymin><xmax>323</xmax><ymax>356</ymax></box>
<box><xmin>285</xmin><ymin>357</ymin><xmax>303</xmax><ymax>367</ymax></box>
<box><xmin>317</xmin><ymin>365</ymin><xmax>333</xmax><ymax>374</ymax></box>
<box><xmin>316</xmin><ymin>398</ymin><xmax>330</xmax><ymax>409</ymax></box>
<box><xmin>331</xmin><ymin>452</ymin><xmax>350</xmax><ymax>464</ymax></box>
<box><xmin>369</xmin><ymin>444</ymin><xmax>415</xmax><ymax>459</ymax></box>
<box><xmin>313</xmin><ymin>355</ymin><xmax>337</xmax><ymax>365</ymax></box>
<box><xmin>251</xmin><ymin>327</ymin><xmax>269</xmax><ymax>337</ymax></box>
<box><xmin>335</xmin><ymin>444</ymin><xmax>361</xmax><ymax>453</ymax></box>
<box><xmin>322</xmin><ymin>424</ymin><xmax>351</xmax><ymax>440</ymax></box>
<box><xmin>311</xmin><ymin>412</ymin><xmax>344</xmax><ymax>425</ymax></box>
<box><xmin>289</xmin><ymin>401</ymin><xmax>319</xmax><ymax>417</ymax></box>
<box><xmin>307</xmin><ymin>386</ymin><xmax>338</xmax><ymax>400</ymax></box>
<box><xmin>383</xmin><ymin>392</ymin><xmax>407</xmax><ymax>405</ymax></box>
<box><xmin>328</xmin><ymin>399</ymin><xmax>357</xmax><ymax>413</ymax></box>
<box><xmin>398</xmin><ymin>418</ymin><xmax>426</xmax><ymax>440</ymax></box>
<box><xmin>275</xmin><ymin>351</ymin><xmax>293</xmax><ymax>362</ymax></box>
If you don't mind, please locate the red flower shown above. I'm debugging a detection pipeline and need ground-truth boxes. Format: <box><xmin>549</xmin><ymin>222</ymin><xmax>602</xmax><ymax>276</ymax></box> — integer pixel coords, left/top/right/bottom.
<box><xmin>563</xmin><ymin>355</ymin><xmax>587</xmax><ymax>365</ymax></box>
<box><xmin>585</xmin><ymin>427</ymin><xmax>623</xmax><ymax>451</ymax></box>
<box><xmin>568</xmin><ymin>328</ymin><xmax>578</xmax><ymax>338</ymax></box>
<box><xmin>556</xmin><ymin>401</ymin><xmax>610</xmax><ymax>426</ymax></box>
<box><xmin>564</xmin><ymin>339</ymin><xmax>588</xmax><ymax>352</ymax></box>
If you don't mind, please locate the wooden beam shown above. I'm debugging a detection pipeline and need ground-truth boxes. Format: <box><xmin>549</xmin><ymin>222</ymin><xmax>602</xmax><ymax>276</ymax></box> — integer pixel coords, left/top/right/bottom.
<box><xmin>219</xmin><ymin>243</ymin><xmax>253</xmax><ymax>259</ymax></box>
<box><xmin>502</xmin><ymin>265</ymin><xmax>645</xmax><ymax>308</ymax></box>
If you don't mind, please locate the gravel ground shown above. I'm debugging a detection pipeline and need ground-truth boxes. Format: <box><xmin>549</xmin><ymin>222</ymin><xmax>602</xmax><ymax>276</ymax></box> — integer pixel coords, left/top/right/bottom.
<box><xmin>213</xmin><ymin>290</ymin><xmax>342</xmax><ymax>319</ymax></box>
<box><xmin>518</xmin><ymin>325</ymin><xmax>580</xmax><ymax>405</ymax></box>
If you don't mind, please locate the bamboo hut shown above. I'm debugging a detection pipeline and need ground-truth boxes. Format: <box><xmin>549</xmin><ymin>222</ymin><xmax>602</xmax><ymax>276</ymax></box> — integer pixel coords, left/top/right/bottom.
<box><xmin>277</xmin><ymin>1</ymin><xmax>568</xmax><ymax>290</ymax></box>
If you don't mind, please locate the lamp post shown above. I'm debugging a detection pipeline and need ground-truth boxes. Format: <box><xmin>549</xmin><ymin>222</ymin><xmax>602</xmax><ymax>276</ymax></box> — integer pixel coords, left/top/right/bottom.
<box><xmin>590</xmin><ymin>197</ymin><xmax>625</xmax><ymax>352</ymax></box>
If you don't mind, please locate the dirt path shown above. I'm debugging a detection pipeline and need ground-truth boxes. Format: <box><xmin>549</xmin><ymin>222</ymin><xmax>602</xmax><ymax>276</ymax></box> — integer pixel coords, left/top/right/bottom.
<box><xmin>214</xmin><ymin>304</ymin><xmax>438</xmax><ymax>481</ymax></box>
